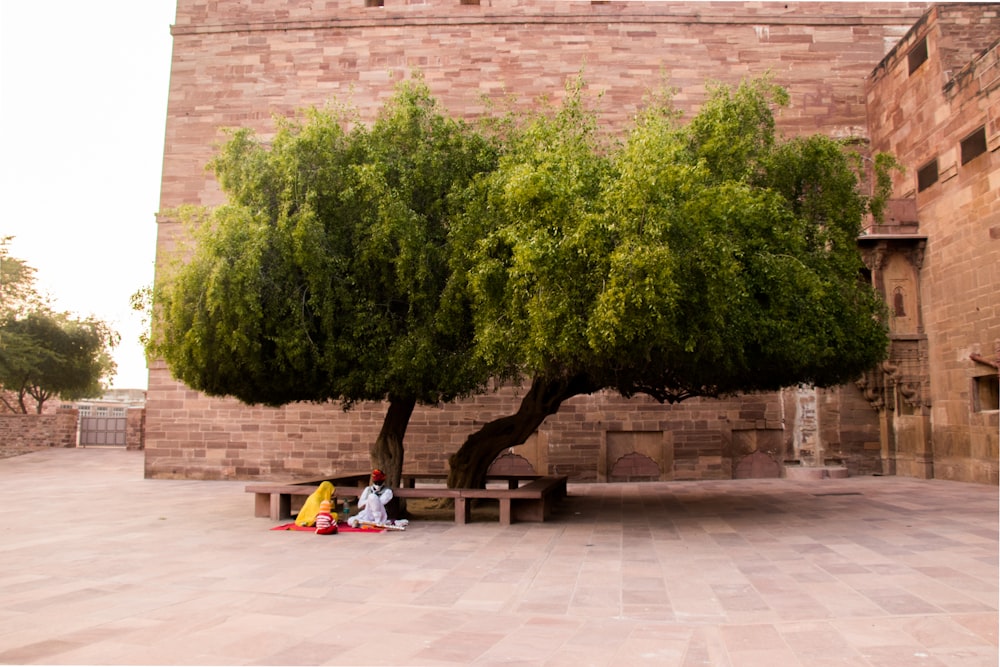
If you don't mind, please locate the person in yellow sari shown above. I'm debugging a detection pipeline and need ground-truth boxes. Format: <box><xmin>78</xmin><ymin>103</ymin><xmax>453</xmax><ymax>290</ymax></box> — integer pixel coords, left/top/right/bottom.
<box><xmin>294</xmin><ymin>481</ymin><xmax>336</xmax><ymax>527</ymax></box>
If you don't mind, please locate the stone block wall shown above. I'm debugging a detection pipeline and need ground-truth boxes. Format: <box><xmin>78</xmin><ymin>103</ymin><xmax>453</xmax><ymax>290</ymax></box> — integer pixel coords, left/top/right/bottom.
<box><xmin>126</xmin><ymin>408</ymin><xmax>146</xmax><ymax>451</ymax></box>
<box><xmin>0</xmin><ymin>411</ymin><xmax>79</xmax><ymax>455</ymax></box>
<box><xmin>0</xmin><ymin>402</ymin><xmax>146</xmax><ymax>453</ymax></box>
<box><xmin>833</xmin><ymin>383</ymin><xmax>885</xmax><ymax>477</ymax></box>
<box><xmin>159</xmin><ymin>0</ymin><xmax>927</xmax><ymax>210</ymax></box>
<box><xmin>865</xmin><ymin>3</ymin><xmax>1000</xmax><ymax>483</ymax></box>
<box><xmin>146</xmin><ymin>354</ymin><xmax>879</xmax><ymax>481</ymax></box>
<box><xmin>148</xmin><ymin>0</ymin><xmax>931</xmax><ymax>482</ymax></box>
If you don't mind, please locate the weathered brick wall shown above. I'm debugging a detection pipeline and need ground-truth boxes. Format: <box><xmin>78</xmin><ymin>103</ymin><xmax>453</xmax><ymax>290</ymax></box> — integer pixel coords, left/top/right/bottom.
<box><xmin>821</xmin><ymin>384</ymin><xmax>884</xmax><ymax>477</ymax></box>
<box><xmin>159</xmin><ymin>0</ymin><xmax>927</xmax><ymax>210</ymax></box>
<box><xmin>1</xmin><ymin>398</ymin><xmax>146</xmax><ymax>452</ymax></box>
<box><xmin>866</xmin><ymin>3</ymin><xmax>1000</xmax><ymax>484</ymax></box>
<box><xmin>0</xmin><ymin>410</ymin><xmax>79</xmax><ymax>453</ymax></box>
<box><xmin>148</xmin><ymin>0</ymin><xmax>928</xmax><ymax>481</ymax></box>
<box><xmin>146</xmin><ymin>359</ymin><xmax>879</xmax><ymax>481</ymax></box>
<box><xmin>126</xmin><ymin>408</ymin><xmax>146</xmax><ymax>451</ymax></box>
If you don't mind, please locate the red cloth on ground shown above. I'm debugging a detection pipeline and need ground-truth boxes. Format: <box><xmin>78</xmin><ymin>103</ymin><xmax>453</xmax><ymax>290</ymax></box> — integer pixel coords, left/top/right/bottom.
<box><xmin>270</xmin><ymin>521</ymin><xmax>384</xmax><ymax>533</ymax></box>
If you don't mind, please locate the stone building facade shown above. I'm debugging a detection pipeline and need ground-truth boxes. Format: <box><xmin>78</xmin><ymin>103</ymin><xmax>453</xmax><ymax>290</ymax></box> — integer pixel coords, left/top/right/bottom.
<box><xmin>147</xmin><ymin>1</ymin><xmax>998</xmax><ymax>484</ymax></box>
<box><xmin>861</xmin><ymin>3</ymin><xmax>1000</xmax><ymax>483</ymax></box>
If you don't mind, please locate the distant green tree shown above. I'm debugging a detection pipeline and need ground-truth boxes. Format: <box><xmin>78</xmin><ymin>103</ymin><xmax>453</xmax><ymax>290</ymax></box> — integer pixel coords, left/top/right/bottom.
<box><xmin>0</xmin><ymin>241</ymin><xmax>118</xmax><ymax>413</ymax></box>
<box><xmin>0</xmin><ymin>311</ymin><xmax>118</xmax><ymax>413</ymax></box>
<box><xmin>150</xmin><ymin>78</ymin><xmax>502</xmax><ymax>486</ymax></box>
<box><xmin>0</xmin><ymin>237</ymin><xmax>43</xmax><ymax>319</ymax></box>
<box><xmin>445</xmin><ymin>77</ymin><xmax>891</xmax><ymax>487</ymax></box>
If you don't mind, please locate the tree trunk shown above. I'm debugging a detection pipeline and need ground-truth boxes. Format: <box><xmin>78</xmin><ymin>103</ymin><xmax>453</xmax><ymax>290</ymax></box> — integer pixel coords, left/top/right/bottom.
<box><xmin>370</xmin><ymin>395</ymin><xmax>415</xmax><ymax>519</ymax></box>
<box><xmin>447</xmin><ymin>374</ymin><xmax>597</xmax><ymax>488</ymax></box>
<box><xmin>0</xmin><ymin>394</ymin><xmax>19</xmax><ymax>413</ymax></box>
<box><xmin>370</xmin><ymin>395</ymin><xmax>415</xmax><ymax>490</ymax></box>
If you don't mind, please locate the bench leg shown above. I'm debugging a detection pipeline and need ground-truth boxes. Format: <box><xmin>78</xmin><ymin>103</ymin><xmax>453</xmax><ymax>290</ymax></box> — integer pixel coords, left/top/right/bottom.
<box><xmin>455</xmin><ymin>497</ymin><xmax>470</xmax><ymax>525</ymax></box>
<box><xmin>511</xmin><ymin>498</ymin><xmax>545</xmax><ymax>523</ymax></box>
<box><xmin>271</xmin><ymin>493</ymin><xmax>292</xmax><ymax>521</ymax></box>
<box><xmin>498</xmin><ymin>498</ymin><xmax>512</xmax><ymax>526</ymax></box>
<box><xmin>254</xmin><ymin>493</ymin><xmax>271</xmax><ymax>518</ymax></box>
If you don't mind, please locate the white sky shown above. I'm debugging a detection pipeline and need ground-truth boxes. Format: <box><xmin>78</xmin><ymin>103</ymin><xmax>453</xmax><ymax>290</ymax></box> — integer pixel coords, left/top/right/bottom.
<box><xmin>0</xmin><ymin>0</ymin><xmax>176</xmax><ymax>390</ymax></box>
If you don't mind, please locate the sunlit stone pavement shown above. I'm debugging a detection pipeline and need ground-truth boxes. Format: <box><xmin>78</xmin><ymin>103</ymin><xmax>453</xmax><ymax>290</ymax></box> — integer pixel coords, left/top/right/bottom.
<box><xmin>0</xmin><ymin>448</ymin><xmax>996</xmax><ymax>666</ymax></box>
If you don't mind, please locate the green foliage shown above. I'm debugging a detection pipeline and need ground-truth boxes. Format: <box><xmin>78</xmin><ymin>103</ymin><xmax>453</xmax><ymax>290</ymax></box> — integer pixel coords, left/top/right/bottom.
<box><xmin>152</xmin><ymin>77</ymin><xmax>501</xmax><ymax>407</ymax></box>
<box><xmin>129</xmin><ymin>285</ymin><xmax>152</xmax><ymax>351</ymax></box>
<box><xmin>460</xmin><ymin>76</ymin><xmax>889</xmax><ymax>401</ymax></box>
<box><xmin>0</xmin><ymin>237</ymin><xmax>43</xmax><ymax>320</ymax></box>
<box><xmin>867</xmin><ymin>152</ymin><xmax>904</xmax><ymax>224</ymax></box>
<box><xmin>0</xmin><ymin>242</ymin><xmax>118</xmax><ymax>412</ymax></box>
<box><xmin>154</xmin><ymin>72</ymin><xmax>891</xmax><ymax>430</ymax></box>
<box><xmin>0</xmin><ymin>311</ymin><xmax>118</xmax><ymax>413</ymax></box>
<box><xmin>684</xmin><ymin>77</ymin><xmax>789</xmax><ymax>182</ymax></box>
<box><xmin>455</xmin><ymin>76</ymin><xmax>617</xmax><ymax>375</ymax></box>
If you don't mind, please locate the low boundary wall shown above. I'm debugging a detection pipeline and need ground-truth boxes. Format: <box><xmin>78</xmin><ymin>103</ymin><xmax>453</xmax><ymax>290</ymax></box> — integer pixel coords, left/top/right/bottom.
<box><xmin>0</xmin><ymin>411</ymin><xmax>79</xmax><ymax>453</ymax></box>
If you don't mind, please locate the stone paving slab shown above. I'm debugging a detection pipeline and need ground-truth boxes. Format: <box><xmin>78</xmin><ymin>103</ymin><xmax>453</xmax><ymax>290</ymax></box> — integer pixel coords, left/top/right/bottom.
<box><xmin>0</xmin><ymin>448</ymin><xmax>996</xmax><ymax>666</ymax></box>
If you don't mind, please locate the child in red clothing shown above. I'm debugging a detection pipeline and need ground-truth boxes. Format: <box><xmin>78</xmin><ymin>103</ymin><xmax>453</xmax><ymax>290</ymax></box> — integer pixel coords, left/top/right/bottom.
<box><xmin>315</xmin><ymin>499</ymin><xmax>338</xmax><ymax>535</ymax></box>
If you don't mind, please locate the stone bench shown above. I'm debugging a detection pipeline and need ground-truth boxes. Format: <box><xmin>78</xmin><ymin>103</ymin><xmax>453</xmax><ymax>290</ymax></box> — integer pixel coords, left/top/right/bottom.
<box><xmin>456</xmin><ymin>475</ymin><xmax>568</xmax><ymax>525</ymax></box>
<box><xmin>400</xmin><ymin>473</ymin><xmax>542</xmax><ymax>490</ymax></box>
<box><xmin>396</xmin><ymin>475</ymin><xmax>567</xmax><ymax>526</ymax></box>
<box><xmin>245</xmin><ymin>482</ymin><xmax>360</xmax><ymax>521</ymax></box>
<box><xmin>247</xmin><ymin>475</ymin><xmax>568</xmax><ymax>525</ymax></box>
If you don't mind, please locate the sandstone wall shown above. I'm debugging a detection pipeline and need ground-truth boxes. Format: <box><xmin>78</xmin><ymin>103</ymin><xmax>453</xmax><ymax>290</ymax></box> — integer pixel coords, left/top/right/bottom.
<box><xmin>146</xmin><ymin>357</ymin><xmax>879</xmax><ymax>482</ymax></box>
<box><xmin>148</xmin><ymin>0</ymin><xmax>928</xmax><ymax>481</ymax></box>
<box><xmin>865</xmin><ymin>3</ymin><xmax>1000</xmax><ymax>483</ymax></box>
<box><xmin>126</xmin><ymin>408</ymin><xmax>146</xmax><ymax>452</ymax></box>
<box><xmin>0</xmin><ymin>411</ymin><xmax>79</xmax><ymax>454</ymax></box>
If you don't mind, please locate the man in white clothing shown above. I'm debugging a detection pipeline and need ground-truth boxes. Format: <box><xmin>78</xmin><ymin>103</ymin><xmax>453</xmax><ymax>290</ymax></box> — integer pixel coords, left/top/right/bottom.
<box><xmin>348</xmin><ymin>469</ymin><xmax>393</xmax><ymax>527</ymax></box>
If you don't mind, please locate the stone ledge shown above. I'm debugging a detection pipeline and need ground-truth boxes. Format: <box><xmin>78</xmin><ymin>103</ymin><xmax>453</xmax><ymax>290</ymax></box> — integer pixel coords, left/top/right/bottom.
<box><xmin>784</xmin><ymin>465</ymin><xmax>850</xmax><ymax>480</ymax></box>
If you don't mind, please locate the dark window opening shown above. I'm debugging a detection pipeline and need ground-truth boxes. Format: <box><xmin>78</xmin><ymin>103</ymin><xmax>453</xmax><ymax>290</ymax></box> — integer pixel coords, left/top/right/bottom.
<box><xmin>460</xmin><ymin>0</ymin><xmax>481</xmax><ymax>5</ymax></box>
<box><xmin>961</xmin><ymin>126</ymin><xmax>987</xmax><ymax>165</ymax></box>
<box><xmin>892</xmin><ymin>287</ymin><xmax>906</xmax><ymax>317</ymax></box>
<box><xmin>917</xmin><ymin>159</ymin><xmax>938</xmax><ymax>192</ymax></box>
<box><xmin>973</xmin><ymin>375</ymin><xmax>1000</xmax><ymax>412</ymax></box>
<box><xmin>908</xmin><ymin>37</ymin><xmax>928</xmax><ymax>74</ymax></box>
<box><xmin>859</xmin><ymin>266</ymin><xmax>873</xmax><ymax>287</ymax></box>
<box><xmin>365</xmin><ymin>0</ymin><xmax>384</xmax><ymax>7</ymax></box>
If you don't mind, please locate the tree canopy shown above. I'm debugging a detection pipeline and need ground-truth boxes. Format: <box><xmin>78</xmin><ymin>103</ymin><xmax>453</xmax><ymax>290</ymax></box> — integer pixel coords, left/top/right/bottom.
<box><xmin>152</xmin><ymin>75</ymin><xmax>891</xmax><ymax>489</ymax></box>
<box><xmin>0</xmin><ymin>311</ymin><xmax>118</xmax><ymax>413</ymax></box>
<box><xmin>0</xmin><ymin>237</ymin><xmax>43</xmax><ymax>319</ymax></box>
<box><xmin>445</xmin><ymin>77</ymin><xmax>890</xmax><ymax>486</ymax></box>
<box><xmin>151</xmin><ymin>79</ymin><xmax>502</xmax><ymax>485</ymax></box>
<box><xmin>0</xmin><ymin>240</ymin><xmax>118</xmax><ymax>413</ymax></box>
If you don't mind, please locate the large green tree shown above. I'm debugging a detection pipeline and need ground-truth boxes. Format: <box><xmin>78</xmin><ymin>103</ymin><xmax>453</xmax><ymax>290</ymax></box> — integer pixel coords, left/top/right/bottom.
<box><xmin>153</xmin><ymin>75</ymin><xmax>891</xmax><ymax>490</ymax></box>
<box><xmin>445</xmin><ymin>77</ymin><xmax>891</xmax><ymax>487</ymax></box>
<box><xmin>151</xmin><ymin>79</ymin><xmax>502</xmax><ymax>487</ymax></box>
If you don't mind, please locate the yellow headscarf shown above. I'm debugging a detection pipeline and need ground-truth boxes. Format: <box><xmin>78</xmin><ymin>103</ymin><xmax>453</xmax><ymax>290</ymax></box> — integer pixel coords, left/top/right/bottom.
<box><xmin>294</xmin><ymin>481</ymin><xmax>335</xmax><ymax>526</ymax></box>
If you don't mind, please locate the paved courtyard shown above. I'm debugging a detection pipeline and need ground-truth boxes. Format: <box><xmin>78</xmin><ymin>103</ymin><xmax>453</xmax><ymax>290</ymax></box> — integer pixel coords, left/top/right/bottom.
<box><xmin>0</xmin><ymin>447</ymin><xmax>996</xmax><ymax>666</ymax></box>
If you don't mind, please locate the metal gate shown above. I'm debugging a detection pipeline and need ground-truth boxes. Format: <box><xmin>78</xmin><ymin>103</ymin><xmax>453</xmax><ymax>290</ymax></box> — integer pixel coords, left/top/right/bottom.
<box><xmin>79</xmin><ymin>413</ymin><xmax>127</xmax><ymax>447</ymax></box>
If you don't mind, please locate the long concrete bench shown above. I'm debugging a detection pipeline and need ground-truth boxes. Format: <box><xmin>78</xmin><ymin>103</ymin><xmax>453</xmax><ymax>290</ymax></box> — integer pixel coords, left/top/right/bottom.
<box><xmin>400</xmin><ymin>473</ymin><xmax>542</xmax><ymax>490</ymax></box>
<box><xmin>245</xmin><ymin>483</ymin><xmax>360</xmax><ymax>521</ymax></box>
<box><xmin>456</xmin><ymin>476</ymin><xmax>568</xmax><ymax>525</ymax></box>
<box><xmin>392</xmin><ymin>486</ymin><xmax>465</xmax><ymax>524</ymax></box>
<box><xmin>246</xmin><ymin>475</ymin><xmax>568</xmax><ymax>525</ymax></box>
<box><xmin>394</xmin><ymin>476</ymin><xmax>567</xmax><ymax>525</ymax></box>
